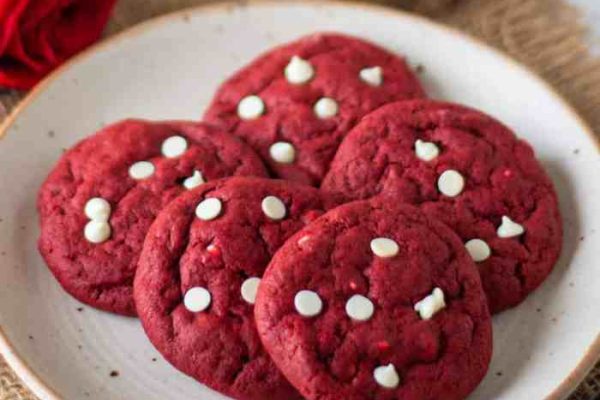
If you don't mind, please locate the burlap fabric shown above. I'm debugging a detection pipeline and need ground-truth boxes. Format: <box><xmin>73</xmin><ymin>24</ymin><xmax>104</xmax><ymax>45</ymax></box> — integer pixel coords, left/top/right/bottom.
<box><xmin>1</xmin><ymin>0</ymin><xmax>599</xmax><ymax>399</ymax></box>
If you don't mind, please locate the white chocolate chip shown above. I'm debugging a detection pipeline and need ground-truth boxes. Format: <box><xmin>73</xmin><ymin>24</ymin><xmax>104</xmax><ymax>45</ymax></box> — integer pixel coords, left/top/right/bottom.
<box><xmin>237</xmin><ymin>95</ymin><xmax>265</xmax><ymax>120</ymax></box>
<box><xmin>206</xmin><ymin>243</ymin><xmax>219</xmax><ymax>255</ymax></box>
<box><xmin>414</xmin><ymin>139</ymin><xmax>440</xmax><ymax>162</ymax></box>
<box><xmin>437</xmin><ymin>170</ymin><xmax>465</xmax><ymax>197</ymax></box>
<box><xmin>269</xmin><ymin>141</ymin><xmax>296</xmax><ymax>164</ymax></box>
<box><xmin>128</xmin><ymin>161</ymin><xmax>155</xmax><ymax>180</ymax></box>
<box><xmin>284</xmin><ymin>55</ymin><xmax>314</xmax><ymax>84</ymax></box>
<box><xmin>84</xmin><ymin>220</ymin><xmax>111</xmax><ymax>244</ymax></box>
<box><xmin>373</xmin><ymin>364</ymin><xmax>400</xmax><ymax>389</ymax></box>
<box><xmin>359</xmin><ymin>66</ymin><xmax>383</xmax><ymax>86</ymax></box>
<box><xmin>241</xmin><ymin>277</ymin><xmax>261</xmax><ymax>305</ymax></box>
<box><xmin>370</xmin><ymin>237</ymin><xmax>399</xmax><ymax>258</ymax></box>
<box><xmin>497</xmin><ymin>216</ymin><xmax>525</xmax><ymax>238</ymax></box>
<box><xmin>345</xmin><ymin>294</ymin><xmax>375</xmax><ymax>321</ymax></box>
<box><xmin>414</xmin><ymin>288</ymin><xmax>446</xmax><ymax>320</ymax></box>
<box><xmin>84</xmin><ymin>197</ymin><xmax>111</xmax><ymax>222</ymax></box>
<box><xmin>161</xmin><ymin>135</ymin><xmax>188</xmax><ymax>158</ymax></box>
<box><xmin>195</xmin><ymin>198</ymin><xmax>222</xmax><ymax>221</ymax></box>
<box><xmin>261</xmin><ymin>196</ymin><xmax>286</xmax><ymax>220</ymax></box>
<box><xmin>183</xmin><ymin>286</ymin><xmax>211</xmax><ymax>312</ymax></box>
<box><xmin>183</xmin><ymin>170</ymin><xmax>205</xmax><ymax>190</ymax></box>
<box><xmin>294</xmin><ymin>290</ymin><xmax>323</xmax><ymax>317</ymax></box>
<box><xmin>297</xmin><ymin>235</ymin><xmax>311</xmax><ymax>246</ymax></box>
<box><xmin>314</xmin><ymin>97</ymin><xmax>338</xmax><ymax>119</ymax></box>
<box><xmin>465</xmin><ymin>239</ymin><xmax>491</xmax><ymax>262</ymax></box>
<box><xmin>83</xmin><ymin>197</ymin><xmax>113</xmax><ymax>244</ymax></box>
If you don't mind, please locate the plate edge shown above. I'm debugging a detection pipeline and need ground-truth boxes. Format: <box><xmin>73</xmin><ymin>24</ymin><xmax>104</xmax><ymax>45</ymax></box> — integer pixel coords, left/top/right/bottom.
<box><xmin>0</xmin><ymin>1</ymin><xmax>597</xmax><ymax>399</ymax></box>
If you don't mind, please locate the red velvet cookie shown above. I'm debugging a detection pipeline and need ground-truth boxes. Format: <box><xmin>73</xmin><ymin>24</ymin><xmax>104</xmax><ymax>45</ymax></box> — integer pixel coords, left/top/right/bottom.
<box><xmin>321</xmin><ymin>100</ymin><xmax>562</xmax><ymax>313</ymax></box>
<box><xmin>255</xmin><ymin>200</ymin><xmax>492</xmax><ymax>400</ymax></box>
<box><xmin>38</xmin><ymin>120</ymin><xmax>267</xmax><ymax>316</ymax></box>
<box><xmin>204</xmin><ymin>33</ymin><xmax>425</xmax><ymax>186</ymax></box>
<box><xmin>134</xmin><ymin>177</ymin><xmax>325</xmax><ymax>400</ymax></box>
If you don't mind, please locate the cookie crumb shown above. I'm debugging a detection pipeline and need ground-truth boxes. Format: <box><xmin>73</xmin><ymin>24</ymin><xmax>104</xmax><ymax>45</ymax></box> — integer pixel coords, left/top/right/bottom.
<box><xmin>536</xmin><ymin>308</ymin><xmax>542</xmax><ymax>313</ymax></box>
<box><xmin>573</xmin><ymin>148</ymin><xmax>580</xmax><ymax>155</ymax></box>
<box><xmin>579</xmin><ymin>236</ymin><xmax>585</xmax><ymax>241</ymax></box>
<box><xmin>415</xmin><ymin>64</ymin><xmax>425</xmax><ymax>74</ymax></box>
<box><xmin>28</xmin><ymin>335</ymin><xmax>34</xmax><ymax>340</ymax></box>
<box><xmin>77</xmin><ymin>345</ymin><xmax>82</xmax><ymax>349</ymax></box>
<box><xmin>496</xmin><ymin>371</ymin><xmax>503</xmax><ymax>377</ymax></box>
<box><xmin>110</xmin><ymin>370</ymin><xmax>119</xmax><ymax>377</ymax></box>
<box><xmin>551</xmin><ymin>317</ymin><xmax>558</xmax><ymax>323</ymax></box>
<box><xmin>77</xmin><ymin>307</ymin><xmax>84</xmax><ymax>312</ymax></box>
<box><xmin>152</xmin><ymin>357</ymin><xmax>157</xmax><ymax>362</ymax></box>
<box><xmin>47</xmin><ymin>130</ymin><xmax>55</xmax><ymax>138</ymax></box>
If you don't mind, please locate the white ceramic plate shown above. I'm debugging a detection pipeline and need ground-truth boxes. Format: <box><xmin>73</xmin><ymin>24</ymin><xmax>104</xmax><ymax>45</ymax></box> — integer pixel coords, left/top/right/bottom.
<box><xmin>0</xmin><ymin>1</ymin><xmax>599</xmax><ymax>399</ymax></box>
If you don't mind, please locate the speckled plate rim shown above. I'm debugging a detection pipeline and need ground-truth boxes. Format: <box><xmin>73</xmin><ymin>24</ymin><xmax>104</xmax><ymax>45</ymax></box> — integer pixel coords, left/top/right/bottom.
<box><xmin>0</xmin><ymin>1</ymin><xmax>598</xmax><ymax>399</ymax></box>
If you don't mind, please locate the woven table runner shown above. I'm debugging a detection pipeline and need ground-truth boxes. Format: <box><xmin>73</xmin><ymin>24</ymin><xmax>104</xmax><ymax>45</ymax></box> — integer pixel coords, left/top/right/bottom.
<box><xmin>1</xmin><ymin>0</ymin><xmax>599</xmax><ymax>399</ymax></box>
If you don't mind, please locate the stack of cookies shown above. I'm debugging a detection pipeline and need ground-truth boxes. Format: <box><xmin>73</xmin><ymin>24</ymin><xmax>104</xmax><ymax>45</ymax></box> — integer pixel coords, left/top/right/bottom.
<box><xmin>37</xmin><ymin>33</ymin><xmax>561</xmax><ymax>400</ymax></box>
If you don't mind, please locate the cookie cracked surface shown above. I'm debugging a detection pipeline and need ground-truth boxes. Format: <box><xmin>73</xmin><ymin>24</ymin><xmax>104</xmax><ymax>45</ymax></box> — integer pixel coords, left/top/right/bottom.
<box><xmin>255</xmin><ymin>200</ymin><xmax>492</xmax><ymax>400</ymax></box>
<box><xmin>204</xmin><ymin>33</ymin><xmax>425</xmax><ymax>186</ymax></box>
<box><xmin>134</xmin><ymin>177</ymin><xmax>325</xmax><ymax>400</ymax></box>
<box><xmin>321</xmin><ymin>100</ymin><xmax>562</xmax><ymax>313</ymax></box>
<box><xmin>38</xmin><ymin>120</ymin><xmax>267</xmax><ymax>316</ymax></box>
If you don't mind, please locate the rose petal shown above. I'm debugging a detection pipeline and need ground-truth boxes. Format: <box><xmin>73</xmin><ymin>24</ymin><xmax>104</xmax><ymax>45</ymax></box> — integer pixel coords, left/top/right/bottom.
<box><xmin>22</xmin><ymin>0</ymin><xmax>74</xmax><ymax>64</ymax></box>
<box><xmin>0</xmin><ymin>0</ymin><xmax>29</xmax><ymax>53</ymax></box>
<box><xmin>0</xmin><ymin>0</ymin><xmax>117</xmax><ymax>89</ymax></box>
<box><xmin>7</xmin><ymin>29</ymin><xmax>48</xmax><ymax>71</ymax></box>
<box><xmin>0</xmin><ymin>61</ymin><xmax>44</xmax><ymax>89</ymax></box>
<box><xmin>46</xmin><ymin>1</ymin><xmax>117</xmax><ymax>58</ymax></box>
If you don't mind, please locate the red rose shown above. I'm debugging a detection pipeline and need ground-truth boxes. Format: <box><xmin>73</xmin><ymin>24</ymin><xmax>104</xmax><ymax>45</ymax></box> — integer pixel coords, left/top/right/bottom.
<box><xmin>0</xmin><ymin>0</ymin><xmax>117</xmax><ymax>89</ymax></box>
